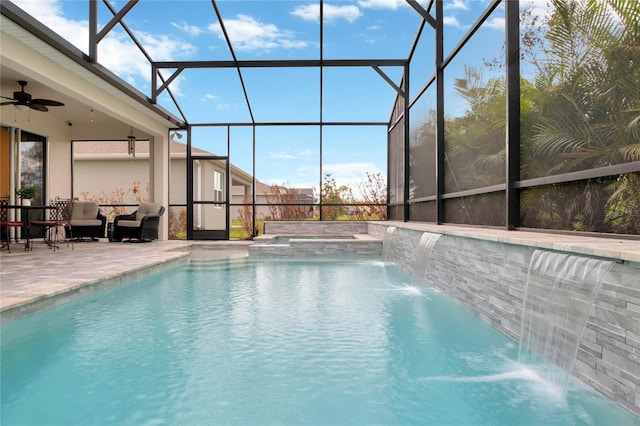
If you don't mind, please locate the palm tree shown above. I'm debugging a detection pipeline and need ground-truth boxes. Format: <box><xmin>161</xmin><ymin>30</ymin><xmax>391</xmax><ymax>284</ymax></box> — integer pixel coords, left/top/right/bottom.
<box><xmin>521</xmin><ymin>0</ymin><xmax>640</xmax><ymax>232</ymax></box>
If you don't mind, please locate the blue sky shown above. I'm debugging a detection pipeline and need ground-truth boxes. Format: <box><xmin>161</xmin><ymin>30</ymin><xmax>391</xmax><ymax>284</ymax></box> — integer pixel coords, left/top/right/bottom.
<box><xmin>12</xmin><ymin>0</ymin><xmax>549</xmax><ymax>193</ymax></box>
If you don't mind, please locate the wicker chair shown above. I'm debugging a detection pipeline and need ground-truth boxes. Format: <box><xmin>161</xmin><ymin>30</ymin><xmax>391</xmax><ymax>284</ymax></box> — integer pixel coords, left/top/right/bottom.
<box><xmin>111</xmin><ymin>203</ymin><xmax>165</xmax><ymax>242</ymax></box>
<box><xmin>67</xmin><ymin>201</ymin><xmax>107</xmax><ymax>241</ymax></box>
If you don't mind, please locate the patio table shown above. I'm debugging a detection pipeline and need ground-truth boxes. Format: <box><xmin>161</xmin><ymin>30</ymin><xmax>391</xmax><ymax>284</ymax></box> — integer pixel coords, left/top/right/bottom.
<box><xmin>5</xmin><ymin>204</ymin><xmax>57</xmax><ymax>251</ymax></box>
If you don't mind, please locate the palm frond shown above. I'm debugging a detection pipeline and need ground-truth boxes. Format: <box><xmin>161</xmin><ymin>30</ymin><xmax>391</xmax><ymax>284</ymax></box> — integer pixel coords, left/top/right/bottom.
<box><xmin>620</xmin><ymin>143</ymin><xmax>640</xmax><ymax>161</ymax></box>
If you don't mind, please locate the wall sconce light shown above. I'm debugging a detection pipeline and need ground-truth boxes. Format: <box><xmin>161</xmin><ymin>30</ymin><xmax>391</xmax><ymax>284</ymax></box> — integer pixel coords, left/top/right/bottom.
<box><xmin>127</xmin><ymin>127</ymin><xmax>136</xmax><ymax>157</ymax></box>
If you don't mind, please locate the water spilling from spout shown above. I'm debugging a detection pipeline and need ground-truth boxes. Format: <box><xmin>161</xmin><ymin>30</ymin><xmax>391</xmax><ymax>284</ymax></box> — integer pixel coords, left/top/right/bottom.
<box><xmin>412</xmin><ymin>232</ymin><xmax>441</xmax><ymax>283</ymax></box>
<box><xmin>382</xmin><ymin>226</ymin><xmax>397</xmax><ymax>262</ymax></box>
<box><xmin>518</xmin><ymin>250</ymin><xmax>614</xmax><ymax>393</ymax></box>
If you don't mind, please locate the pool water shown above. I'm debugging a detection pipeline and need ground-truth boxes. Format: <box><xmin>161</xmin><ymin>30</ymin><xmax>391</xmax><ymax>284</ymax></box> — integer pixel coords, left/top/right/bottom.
<box><xmin>2</xmin><ymin>258</ymin><xmax>637</xmax><ymax>425</ymax></box>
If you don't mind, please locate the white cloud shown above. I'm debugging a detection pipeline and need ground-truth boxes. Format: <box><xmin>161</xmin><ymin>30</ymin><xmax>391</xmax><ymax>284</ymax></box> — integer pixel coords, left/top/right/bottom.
<box><xmin>96</xmin><ymin>31</ymin><xmax>194</xmax><ymax>94</ymax></box>
<box><xmin>171</xmin><ymin>21</ymin><xmax>202</xmax><ymax>36</ymax></box>
<box><xmin>291</xmin><ymin>3</ymin><xmax>362</xmax><ymax>23</ymax></box>
<box><xmin>12</xmin><ymin>0</ymin><xmax>195</xmax><ymax>92</ymax></box>
<box><xmin>324</xmin><ymin>162</ymin><xmax>381</xmax><ymax>179</ymax></box>
<box><xmin>449</xmin><ymin>0</ymin><xmax>469</xmax><ymax>11</ymax></box>
<box><xmin>270</xmin><ymin>149</ymin><xmax>315</xmax><ymax>160</ymax></box>
<box><xmin>521</xmin><ymin>0</ymin><xmax>552</xmax><ymax>22</ymax></box>
<box><xmin>201</xmin><ymin>94</ymin><xmax>219</xmax><ymax>101</ymax></box>
<box><xmin>13</xmin><ymin>0</ymin><xmax>88</xmax><ymax>51</ymax></box>
<box><xmin>270</xmin><ymin>152</ymin><xmax>297</xmax><ymax>160</ymax></box>
<box><xmin>443</xmin><ymin>15</ymin><xmax>462</xmax><ymax>28</ymax></box>
<box><xmin>484</xmin><ymin>17</ymin><xmax>505</xmax><ymax>30</ymax></box>
<box><xmin>322</xmin><ymin>162</ymin><xmax>384</xmax><ymax>198</ymax></box>
<box><xmin>358</xmin><ymin>0</ymin><xmax>406</xmax><ymax>10</ymax></box>
<box><xmin>296</xmin><ymin>165</ymin><xmax>314</xmax><ymax>175</ymax></box>
<box><xmin>137</xmin><ymin>32</ymin><xmax>196</xmax><ymax>61</ymax></box>
<box><xmin>208</xmin><ymin>14</ymin><xmax>307</xmax><ymax>51</ymax></box>
<box><xmin>297</xmin><ymin>149</ymin><xmax>315</xmax><ymax>157</ymax></box>
<box><xmin>290</xmin><ymin>4</ymin><xmax>319</xmax><ymax>21</ymax></box>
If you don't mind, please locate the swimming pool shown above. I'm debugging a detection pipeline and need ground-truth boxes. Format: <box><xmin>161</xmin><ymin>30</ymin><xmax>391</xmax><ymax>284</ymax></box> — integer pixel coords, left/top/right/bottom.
<box><xmin>2</xmin><ymin>257</ymin><xmax>637</xmax><ymax>425</ymax></box>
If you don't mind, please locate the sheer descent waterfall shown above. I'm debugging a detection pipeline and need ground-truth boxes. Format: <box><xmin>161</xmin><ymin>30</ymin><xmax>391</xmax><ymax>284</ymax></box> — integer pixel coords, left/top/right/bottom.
<box><xmin>412</xmin><ymin>232</ymin><xmax>442</xmax><ymax>282</ymax></box>
<box><xmin>382</xmin><ymin>227</ymin><xmax>396</xmax><ymax>262</ymax></box>
<box><xmin>519</xmin><ymin>250</ymin><xmax>615</xmax><ymax>392</ymax></box>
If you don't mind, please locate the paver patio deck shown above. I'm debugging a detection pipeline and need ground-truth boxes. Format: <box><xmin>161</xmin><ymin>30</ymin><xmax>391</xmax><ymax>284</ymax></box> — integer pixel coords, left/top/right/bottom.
<box><xmin>0</xmin><ymin>239</ymin><xmax>251</xmax><ymax>321</ymax></box>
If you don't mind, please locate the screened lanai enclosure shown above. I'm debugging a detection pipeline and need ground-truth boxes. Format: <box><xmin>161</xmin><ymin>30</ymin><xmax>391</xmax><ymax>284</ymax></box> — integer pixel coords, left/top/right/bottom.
<box><xmin>1</xmin><ymin>0</ymin><xmax>638</xmax><ymax>240</ymax></box>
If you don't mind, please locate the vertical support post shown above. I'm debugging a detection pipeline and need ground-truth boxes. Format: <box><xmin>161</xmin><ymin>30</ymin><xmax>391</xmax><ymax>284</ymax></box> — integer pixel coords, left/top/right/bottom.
<box><xmin>435</xmin><ymin>0</ymin><xmax>445</xmax><ymax>224</ymax></box>
<box><xmin>225</xmin><ymin>126</ymin><xmax>231</xmax><ymax>239</ymax></box>
<box><xmin>150</xmin><ymin>131</ymin><xmax>169</xmax><ymax>240</ymax></box>
<box><xmin>319</xmin><ymin>0</ymin><xmax>324</xmax><ymax>221</ymax></box>
<box><xmin>505</xmin><ymin>0</ymin><xmax>521</xmax><ymax>230</ymax></box>
<box><xmin>252</xmin><ymin>125</ymin><xmax>257</xmax><ymax>237</ymax></box>
<box><xmin>403</xmin><ymin>64</ymin><xmax>410</xmax><ymax>222</ymax></box>
<box><xmin>386</xmin><ymin>122</ymin><xmax>391</xmax><ymax>220</ymax></box>
<box><xmin>89</xmin><ymin>0</ymin><xmax>98</xmax><ymax>62</ymax></box>
<box><xmin>186</xmin><ymin>125</ymin><xmax>193</xmax><ymax>240</ymax></box>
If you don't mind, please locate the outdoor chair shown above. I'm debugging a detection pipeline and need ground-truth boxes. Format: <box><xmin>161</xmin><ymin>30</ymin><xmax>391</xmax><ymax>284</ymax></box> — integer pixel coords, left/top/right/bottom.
<box><xmin>0</xmin><ymin>197</ymin><xmax>25</xmax><ymax>253</ymax></box>
<box><xmin>111</xmin><ymin>203</ymin><xmax>165</xmax><ymax>242</ymax></box>
<box><xmin>67</xmin><ymin>201</ymin><xmax>107</xmax><ymax>241</ymax></box>
<box><xmin>30</xmin><ymin>197</ymin><xmax>74</xmax><ymax>251</ymax></box>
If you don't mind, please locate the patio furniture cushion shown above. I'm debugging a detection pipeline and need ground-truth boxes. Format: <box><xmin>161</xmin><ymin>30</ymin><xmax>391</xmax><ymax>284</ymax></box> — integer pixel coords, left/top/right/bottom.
<box><xmin>136</xmin><ymin>203</ymin><xmax>162</xmax><ymax>221</ymax></box>
<box><xmin>70</xmin><ymin>201</ymin><xmax>99</xmax><ymax>223</ymax></box>
<box><xmin>72</xmin><ymin>218</ymin><xmax>103</xmax><ymax>226</ymax></box>
<box><xmin>117</xmin><ymin>219</ymin><xmax>142</xmax><ymax>228</ymax></box>
<box><xmin>68</xmin><ymin>201</ymin><xmax>107</xmax><ymax>240</ymax></box>
<box><xmin>117</xmin><ymin>204</ymin><xmax>163</xmax><ymax>228</ymax></box>
<box><xmin>112</xmin><ymin>203</ymin><xmax>165</xmax><ymax>242</ymax></box>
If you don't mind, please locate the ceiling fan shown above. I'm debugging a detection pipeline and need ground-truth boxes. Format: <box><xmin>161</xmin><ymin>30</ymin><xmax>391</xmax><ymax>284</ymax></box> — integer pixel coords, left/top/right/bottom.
<box><xmin>1</xmin><ymin>80</ymin><xmax>65</xmax><ymax>111</ymax></box>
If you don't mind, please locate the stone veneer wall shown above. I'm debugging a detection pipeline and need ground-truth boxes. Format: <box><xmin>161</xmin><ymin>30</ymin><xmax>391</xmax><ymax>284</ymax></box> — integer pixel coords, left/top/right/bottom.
<box><xmin>367</xmin><ymin>222</ymin><xmax>640</xmax><ymax>417</ymax></box>
<box><xmin>249</xmin><ymin>238</ymin><xmax>382</xmax><ymax>258</ymax></box>
<box><xmin>252</xmin><ymin>221</ymin><xmax>379</xmax><ymax>257</ymax></box>
<box><xmin>263</xmin><ymin>221</ymin><xmax>369</xmax><ymax>235</ymax></box>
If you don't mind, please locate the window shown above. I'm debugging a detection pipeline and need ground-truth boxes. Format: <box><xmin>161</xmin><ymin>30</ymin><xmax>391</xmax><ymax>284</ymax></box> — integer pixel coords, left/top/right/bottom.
<box><xmin>214</xmin><ymin>170</ymin><xmax>224</xmax><ymax>205</ymax></box>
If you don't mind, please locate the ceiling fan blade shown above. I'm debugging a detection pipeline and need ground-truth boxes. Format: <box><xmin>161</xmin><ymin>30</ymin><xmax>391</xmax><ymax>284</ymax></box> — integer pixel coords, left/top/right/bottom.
<box><xmin>1</xmin><ymin>96</ymin><xmax>17</xmax><ymax>101</ymax></box>
<box><xmin>32</xmin><ymin>99</ymin><xmax>64</xmax><ymax>107</ymax></box>
<box><xmin>0</xmin><ymin>101</ymin><xmax>18</xmax><ymax>106</ymax></box>
<box><xmin>29</xmin><ymin>103</ymin><xmax>48</xmax><ymax>112</ymax></box>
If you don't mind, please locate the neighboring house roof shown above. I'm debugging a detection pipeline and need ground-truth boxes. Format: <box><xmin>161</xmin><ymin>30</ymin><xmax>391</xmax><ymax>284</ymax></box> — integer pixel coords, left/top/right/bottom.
<box><xmin>74</xmin><ymin>141</ymin><xmax>314</xmax><ymax>198</ymax></box>
<box><xmin>73</xmin><ymin>140</ymin><xmax>253</xmax><ymax>187</ymax></box>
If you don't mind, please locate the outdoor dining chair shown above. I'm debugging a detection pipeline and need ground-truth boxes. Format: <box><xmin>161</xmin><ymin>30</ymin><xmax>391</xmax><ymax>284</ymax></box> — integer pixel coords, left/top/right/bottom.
<box><xmin>29</xmin><ymin>197</ymin><xmax>73</xmax><ymax>251</ymax></box>
<box><xmin>0</xmin><ymin>197</ymin><xmax>25</xmax><ymax>253</ymax></box>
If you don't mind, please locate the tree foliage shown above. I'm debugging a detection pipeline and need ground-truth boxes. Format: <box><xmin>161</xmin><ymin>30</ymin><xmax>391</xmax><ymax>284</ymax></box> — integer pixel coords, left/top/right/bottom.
<box><xmin>521</xmin><ymin>0</ymin><xmax>640</xmax><ymax>233</ymax></box>
<box><xmin>264</xmin><ymin>184</ymin><xmax>308</xmax><ymax>220</ymax></box>
<box><xmin>409</xmin><ymin>0</ymin><xmax>639</xmax><ymax>233</ymax></box>
<box><xmin>321</xmin><ymin>173</ymin><xmax>387</xmax><ymax>220</ymax></box>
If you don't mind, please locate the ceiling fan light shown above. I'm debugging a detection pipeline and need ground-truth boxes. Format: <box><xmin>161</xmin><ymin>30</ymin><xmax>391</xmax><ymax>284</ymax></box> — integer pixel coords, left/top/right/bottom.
<box><xmin>15</xmin><ymin>104</ymin><xmax>29</xmax><ymax>111</ymax></box>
